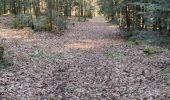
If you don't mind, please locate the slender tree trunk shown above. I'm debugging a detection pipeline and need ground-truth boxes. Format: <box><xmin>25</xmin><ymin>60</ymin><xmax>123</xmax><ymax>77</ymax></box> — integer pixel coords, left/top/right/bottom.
<box><xmin>80</xmin><ymin>1</ymin><xmax>83</xmax><ymax>17</ymax></box>
<box><xmin>126</xmin><ymin>5</ymin><xmax>130</xmax><ymax>31</ymax></box>
<box><xmin>119</xmin><ymin>8</ymin><xmax>122</xmax><ymax>28</ymax></box>
<box><xmin>158</xmin><ymin>18</ymin><xmax>162</xmax><ymax>31</ymax></box>
<box><xmin>84</xmin><ymin>0</ymin><xmax>87</xmax><ymax>21</ymax></box>
<box><xmin>141</xmin><ymin>6</ymin><xmax>145</xmax><ymax>30</ymax></box>
<box><xmin>48</xmin><ymin>0</ymin><xmax>53</xmax><ymax>31</ymax></box>
<box><xmin>30</xmin><ymin>1</ymin><xmax>34</xmax><ymax>29</ymax></box>
<box><xmin>78</xmin><ymin>2</ymin><xmax>81</xmax><ymax>21</ymax></box>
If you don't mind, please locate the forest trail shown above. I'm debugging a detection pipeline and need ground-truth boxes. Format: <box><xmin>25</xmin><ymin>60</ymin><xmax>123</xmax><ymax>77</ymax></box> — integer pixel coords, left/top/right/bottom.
<box><xmin>0</xmin><ymin>16</ymin><xmax>170</xmax><ymax>99</ymax></box>
<box><xmin>63</xmin><ymin>16</ymin><xmax>123</xmax><ymax>53</ymax></box>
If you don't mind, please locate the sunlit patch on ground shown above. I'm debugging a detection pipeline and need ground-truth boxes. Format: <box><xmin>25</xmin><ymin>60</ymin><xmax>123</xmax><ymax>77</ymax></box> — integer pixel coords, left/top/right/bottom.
<box><xmin>64</xmin><ymin>39</ymin><xmax>113</xmax><ymax>50</ymax></box>
<box><xmin>108</xmin><ymin>25</ymin><xmax>119</xmax><ymax>28</ymax></box>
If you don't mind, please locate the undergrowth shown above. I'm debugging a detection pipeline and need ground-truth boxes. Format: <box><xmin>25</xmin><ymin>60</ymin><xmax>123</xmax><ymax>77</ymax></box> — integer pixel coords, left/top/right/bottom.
<box><xmin>0</xmin><ymin>46</ymin><xmax>13</xmax><ymax>70</ymax></box>
<box><xmin>11</xmin><ymin>13</ymin><xmax>67</xmax><ymax>33</ymax></box>
<box><xmin>105</xmin><ymin>50</ymin><xmax>124</xmax><ymax>60</ymax></box>
<box><xmin>0</xmin><ymin>60</ymin><xmax>13</xmax><ymax>70</ymax></box>
<box><xmin>143</xmin><ymin>45</ymin><xmax>156</xmax><ymax>55</ymax></box>
<box><xmin>123</xmin><ymin>30</ymin><xmax>170</xmax><ymax>50</ymax></box>
<box><xmin>33</xmin><ymin>47</ymin><xmax>64</xmax><ymax>63</ymax></box>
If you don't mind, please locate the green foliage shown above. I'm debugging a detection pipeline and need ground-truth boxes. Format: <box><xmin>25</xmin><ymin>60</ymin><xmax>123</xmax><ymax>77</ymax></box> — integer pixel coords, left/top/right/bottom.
<box><xmin>0</xmin><ymin>3</ymin><xmax>2</xmax><ymax>15</ymax></box>
<box><xmin>98</xmin><ymin>0</ymin><xmax>170</xmax><ymax>34</ymax></box>
<box><xmin>0</xmin><ymin>60</ymin><xmax>13</xmax><ymax>70</ymax></box>
<box><xmin>12</xmin><ymin>14</ymin><xmax>32</xmax><ymax>28</ymax></box>
<box><xmin>123</xmin><ymin>31</ymin><xmax>134</xmax><ymax>38</ymax></box>
<box><xmin>33</xmin><ymin>47</ymin><xmax>64</xmax><ymax>64</ymax></box>
<box><xmin>167</xmin><ymin>69</ymin><xmax>170</xmax><ymax>77</ymax></box>
<box><xmin>126</xmin><ymin>31</ymin><xmax>170</xmax><ymax>48</ymax></box>
<box><xmin>45</xmin><ymin>53</ymin><xmax>64</xmax><ymax>63</ymax></box>
<box><xmin>105</xmin><ymin>50</ymin><xmax>124</xmax><ymax>60</ymax></box>
<box><xmin>0</xmin><ymin>0</ymin><xmax>97</xmax><ymax>32</ymax></box>
<box><xmin>52</xmin><ymin>11</ymin><xmax>67</xmax><ymax>30</ymax></box>
<box><xmin>128</xmin><ymin>31</ymin><xmax>156</xmax><ymax>44</ymax></box>
<box><xmin>165</xmin><ymin>18</ymin><xmax>170</xmax><ymax>26</ymax></box>
<box><xmin>143</xmin><ymin>46</ymin><xmax>156</xmax><ymax>55</ymax></box>
<box><xmin>0</xmin><ymin>46</ymin><xmax>13</xmax><ymax>70</ymax></box>
<box><xmin>12</xmin><ymin>13</ymin><xmax>67</xmax><ymax>32</ymax></box>
<box><xmin>33</xmin><ymin>16</ymin><xmax>48</xmax><ymax>31</ymax></box>
<box><xmin>128</xmin><ymin>40</ymin><xmax>143</xmax><ymax>45</ymax></box>
<box><xmin>98</xmin><ymin>0</ymin><xmax>116</xmax><ymax>22</ymax></box>
<box><xmin>56</xmin><ymin>18</ymin><xmax>67</xmax><ymax>30</ymax></box>
<box><xmin>0</xmin><ymin>46</ymin><xmax>4</xmax><ymax>60</ymax></box>
<box><xmin>86</xmin><ymin>5</ymin><xmax>95</xmax><ymax>18</ymax></box>
<box><xmin>34</xmin><ymin>47</ymin><xmax>43</xmax><ymax>62</ymax></box>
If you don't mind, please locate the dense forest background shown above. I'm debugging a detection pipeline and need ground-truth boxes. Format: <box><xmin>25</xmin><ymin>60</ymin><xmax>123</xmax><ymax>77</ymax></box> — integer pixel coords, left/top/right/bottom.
<box><xmin>98</xmin><ymin>0</ymin><xmax>170</xmax><ymax>33</ymax></box>
<box><xmin>0</xmin><ymin>0</ymin><xmax>97</xmax><ymax>31</ymax></box>
<box><xmin>0</xmin><ymin>0</ymin><xmax>170</xmax><ymax>33</ymax></box>
<box><xmin>98</xmin><ymin>0</ymin><xmax>170</xmax><ymax>50</ymax></box>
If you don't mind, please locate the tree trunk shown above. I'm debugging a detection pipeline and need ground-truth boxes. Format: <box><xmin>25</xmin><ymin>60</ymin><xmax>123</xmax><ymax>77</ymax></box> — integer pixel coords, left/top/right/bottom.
<box><xmin>48</xmin><ymin>0</ymin><xmax>53</xmax><ymax>31</ymax></box>
<box><xmin>125</xmin><ymin>5</ymin><xmax>130</xmax><ymax>31</ymax></box>
<box><xmin>84</xmin><ymin>0</ymin><xmax>87</xmax><ymax>21</ymax></box>
<box><xmin>158</xmin><ymin>18</ymin><xmax>162</xmax><ymax>31</ymax></box>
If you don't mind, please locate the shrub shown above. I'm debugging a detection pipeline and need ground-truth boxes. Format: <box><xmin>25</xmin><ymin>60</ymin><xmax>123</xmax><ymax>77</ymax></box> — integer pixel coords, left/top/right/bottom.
<box><xmin>128</xmin><ymin>40</ymin><xmax>143</xmax><ymax>45</ymax></box>
<box><xmin>11</xmin><ymin>12</ymin><xmax>68</xmax><ymax>32</ymax></box>
<box><xmin>122</xmin><ymin>31</ymin><xmax>134</xmax><ymax>38</ymax></box>
<box><xmin>128</xmin><ymin>31</ymin><xmax>156</xmax><ymax>43</ymax></box>
<box><xmin>55</xmin><ymin>18</ymin><xmax>67</xmax><ymax>30</ymax></box>
<box><xmin>33</xmin><ymin>11</ymin><xmax>67</xmax><ymax>32</ymax></box>
<box><xmin>167</xmin><ymin>69</ymin><xmax>170</xmax><ymax>78</ymax></box>
<box><xmin>0</xmin><ymin>46</ymin><xmax>13</xmax><ymax>70</ymax></box>
<box><xmin>0</xmin><ymin>60</ymin><xmax>13</xmax><ymax>70</ymax></box>
<box><xmin>12</xmin><ymin>14</ymin><xmax>32</xmax><ymax>28</ymax></box>
<box><xmin>52</xmin><ymin>11</ymin><xmax>67</xmax><ymax>30</ymax></box>
<box><xmin>33</xmin><ymin>16</ymin><xmax>49</xmax><ymax>31</ymax></box>
<box><xmin>143</xmin><ymin>46</ymin><xmax>155</xmax><ymax>55</ymax></box>
<box><xmin>0</xmin><ymin>46</ymin><xmax>4</xmax><ymax>60</ymax></box>
<box><xmin>105</xmin><ymin>50</ymin><xmax>124</xmax><ymax>60</ymax></box>
<box><xmin>124</xmin><ymin>30</ymin><xmax>170</xmax><ymax>49</ymax></box>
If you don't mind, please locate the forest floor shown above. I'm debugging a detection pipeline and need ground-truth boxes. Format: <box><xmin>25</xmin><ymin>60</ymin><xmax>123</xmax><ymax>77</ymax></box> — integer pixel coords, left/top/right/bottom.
<box><xmin>0</xmin><ymin>16</ymin><xmax>170</xmax><ymax>100</ymax></box>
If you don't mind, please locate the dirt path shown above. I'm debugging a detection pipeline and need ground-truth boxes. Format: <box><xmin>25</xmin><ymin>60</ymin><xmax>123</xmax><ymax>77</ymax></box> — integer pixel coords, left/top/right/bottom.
<box><xmin>0</xmin><ymin>16</ymin><xmax>170</xmax><ymax>100</ymax></box>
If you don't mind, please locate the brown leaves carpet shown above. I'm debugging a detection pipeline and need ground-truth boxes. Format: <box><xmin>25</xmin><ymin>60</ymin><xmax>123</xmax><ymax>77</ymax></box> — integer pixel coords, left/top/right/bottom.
<box><xmin>0</xmin><ymin>16</ymin><xmax>170</xmax><ymax>100</ymax></box>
